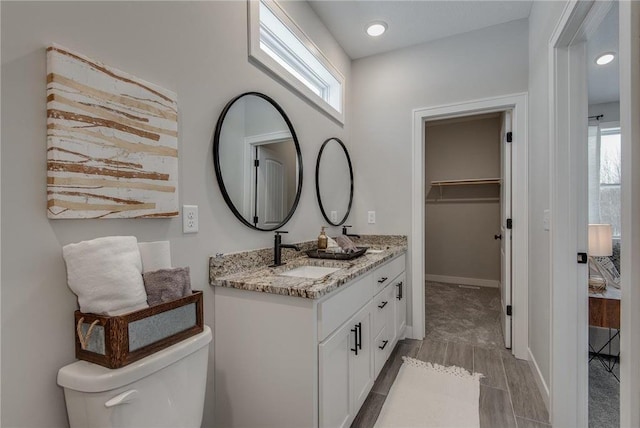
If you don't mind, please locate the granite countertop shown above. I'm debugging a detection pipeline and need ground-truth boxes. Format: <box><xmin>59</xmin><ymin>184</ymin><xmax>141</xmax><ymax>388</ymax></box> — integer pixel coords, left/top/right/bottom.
<box><xmin>211</xmin><ymin>244</ymin><xmax>407</xmax><ymax>299</ymax></box>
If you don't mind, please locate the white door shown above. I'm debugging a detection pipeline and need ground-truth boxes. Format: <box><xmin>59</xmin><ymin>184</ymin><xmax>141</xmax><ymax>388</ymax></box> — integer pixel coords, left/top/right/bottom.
<box><xmin>255</xmin><ymin>145</ymin><xmax>286</xmax><ymax>229</ymax></box>
<box><xmin>500</xmin><ymin>111</ymin><xmax>513</xmax><ymax>349</ymax></box>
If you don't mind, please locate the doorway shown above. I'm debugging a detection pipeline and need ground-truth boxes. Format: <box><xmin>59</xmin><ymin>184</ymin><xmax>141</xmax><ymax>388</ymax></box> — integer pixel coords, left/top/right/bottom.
<box><xmin>424</xmin><ymin>113</ymin><xmax>510</xmax><ymax>349</ymax></box>
<box><xmin>243</xmin><ymin>134</ymin><xmax>297</xmax><ymax>229</ymax></box>
<box><xmin>410</xmin><ymin>92</ymin><xmax>529</xmax><ymax>360</ymax></box>
<box><xmin>549</xmin><ymin>1</ymin><xmax>640</xmax><ymax>426</ymax></box>
<box><xmin>586</xmin><ymin>5</ymin><xmax>621</xmax><ymax>424</ymax></box>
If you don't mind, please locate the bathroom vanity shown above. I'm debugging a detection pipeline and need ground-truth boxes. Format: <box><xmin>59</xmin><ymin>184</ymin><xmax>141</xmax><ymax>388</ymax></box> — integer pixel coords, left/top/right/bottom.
<box><xmin>210</xmin><ymin>242</ymin><xmax>407</xmax><ymax>428</ymax></box>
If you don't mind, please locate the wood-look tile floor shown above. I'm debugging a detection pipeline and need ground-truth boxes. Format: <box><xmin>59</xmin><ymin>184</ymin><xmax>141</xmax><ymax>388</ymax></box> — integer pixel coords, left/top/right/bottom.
<box><xmin>351</xmin><ymin>282</ymin><xmax>551</xmax><ymax>428</ymax></box>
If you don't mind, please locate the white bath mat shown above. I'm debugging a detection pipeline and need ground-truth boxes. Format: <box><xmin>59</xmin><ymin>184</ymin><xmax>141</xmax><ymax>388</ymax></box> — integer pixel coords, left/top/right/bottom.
<box><xmin>374</xmin><ymin>357</ymin><xmax>482</xmax><ymax>428</ymax></box>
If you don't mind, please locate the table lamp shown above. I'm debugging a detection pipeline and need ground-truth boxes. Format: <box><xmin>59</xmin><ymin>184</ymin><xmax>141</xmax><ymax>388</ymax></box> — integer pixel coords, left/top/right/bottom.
<box><xmin>588</xmin><ymin>224</ymin><xmax>613</xmax><ymax>292</ymax></box>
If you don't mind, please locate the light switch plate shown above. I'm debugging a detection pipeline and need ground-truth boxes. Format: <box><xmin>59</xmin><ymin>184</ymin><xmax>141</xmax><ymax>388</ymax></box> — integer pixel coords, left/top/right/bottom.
<box><xmin>183</xmin><ymin>205</ymin><xmax>199</xmax><ymax>233</ymax></box>
<box><xmin>368</xmin><ymin>211</ymin><xmax>376</xmax><ymax>224</ymax></box>
<box><xmin>543</xmin><ymin>209</ymin><xmax>550</xmax><ymax>231</ymax></box>
<box><xmin>330</xmin><ymin>211</ymin><xmax>338</xmax><ymax>223</ymax></box>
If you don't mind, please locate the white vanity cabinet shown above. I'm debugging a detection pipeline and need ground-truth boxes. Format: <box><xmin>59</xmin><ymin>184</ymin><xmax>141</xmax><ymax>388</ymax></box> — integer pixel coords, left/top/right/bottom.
<box><xmin>214</xmin><ymin>252</ymin><xmax>406</xmax><ymax>428</ymax></box>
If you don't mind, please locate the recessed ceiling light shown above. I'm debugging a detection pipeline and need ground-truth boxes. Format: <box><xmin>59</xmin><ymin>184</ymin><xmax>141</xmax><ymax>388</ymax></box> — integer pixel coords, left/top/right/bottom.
<box><xmin>596</xmin><ymin>52</ymin><xmax>615</xmax><ymax>65</ymax></box>
<box><xmin>366</xmin><ymin>22</ymin><xmax>387</xmax><ymax>37</ymax></box>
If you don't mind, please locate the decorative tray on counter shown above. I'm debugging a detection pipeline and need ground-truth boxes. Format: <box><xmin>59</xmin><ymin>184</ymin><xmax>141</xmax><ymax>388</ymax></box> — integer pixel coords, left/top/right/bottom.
<box><xmin>305</xmin><ymin>247</ymin><xmax>368</xmax><ymax>260</ymax></box>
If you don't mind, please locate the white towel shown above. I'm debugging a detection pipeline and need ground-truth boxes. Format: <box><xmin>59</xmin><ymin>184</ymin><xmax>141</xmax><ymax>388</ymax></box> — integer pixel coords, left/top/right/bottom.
<box><xmin>138</xmin><ymin>241</ymin><xmax>172</xmax><ymax>273</ymax></box>
<box><xmin>62</xmin><ymin>236</ymin><xmax>149</xmax><ymax>315</ymax></box>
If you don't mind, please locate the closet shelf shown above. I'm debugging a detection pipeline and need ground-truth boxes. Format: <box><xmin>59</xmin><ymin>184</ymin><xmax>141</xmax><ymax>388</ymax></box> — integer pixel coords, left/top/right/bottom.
<box><xmin>430</xmin><ymin>178</ymin><xmax>501</xmax><ymax>187</ymax></box>
<box><xmin>426</xmin><ymin>197</ymin><xmax>500</xmax><ymax>203</ymax></box>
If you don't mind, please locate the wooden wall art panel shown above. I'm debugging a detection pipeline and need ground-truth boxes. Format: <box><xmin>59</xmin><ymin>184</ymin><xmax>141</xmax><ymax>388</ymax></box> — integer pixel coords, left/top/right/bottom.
<box><xmin>46</xmin><ymin>44</ymin><xmax>179</xmax><ymax>219</ymax></box>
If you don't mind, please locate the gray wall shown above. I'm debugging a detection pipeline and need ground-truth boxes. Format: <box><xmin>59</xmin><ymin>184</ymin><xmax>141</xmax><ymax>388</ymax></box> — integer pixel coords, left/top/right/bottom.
<box><xmin>0</xmin><ymin>2</ymin><xmax>350</xmax><ymax>427</ymax></box>
<box><xmin>349</xmin><ymin>18</ymin><xmax>528</xmax><ymax>327</ymax></box>
<box><xmin>425</xmin><ymin>116</ymin><xmax>501</xmax><ymax>282</ymax></box>
<box><xmin>527</xmin><ymin>0</ymin><xmax>568</xmax><ymax>389</ymax></box>
<box><xmin>589</xmin><ymin>101</ymin><xmax>620</xmax><ymax>122</ymax></box>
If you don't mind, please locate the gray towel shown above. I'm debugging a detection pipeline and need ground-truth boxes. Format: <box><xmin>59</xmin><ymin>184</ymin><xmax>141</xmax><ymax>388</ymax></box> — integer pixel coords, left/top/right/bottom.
<box><xmin>143</xmin><ymin>267</ymin><xmax>191</xmax><ymax>306</ymax></box>
<box><xmin>336</xmin><ymin>235</ymin><xmax>358</xmax><ymax>253</ymax></box>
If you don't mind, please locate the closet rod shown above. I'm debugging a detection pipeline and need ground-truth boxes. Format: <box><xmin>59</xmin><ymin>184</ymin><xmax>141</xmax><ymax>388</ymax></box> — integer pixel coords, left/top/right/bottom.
<box><xmin>426</xmin><ymin>197</ymin><xmax>500</xmax><ymax>203</ymax></box>
<box><xmin>430</xmin><ymin>178</ymin><xmax>501</xmax><ymax>186</ymax></box>
<box><xmin>588</xmin><ymin>114</ymin><xmax>604</xmax><ymax>121</ymax></box>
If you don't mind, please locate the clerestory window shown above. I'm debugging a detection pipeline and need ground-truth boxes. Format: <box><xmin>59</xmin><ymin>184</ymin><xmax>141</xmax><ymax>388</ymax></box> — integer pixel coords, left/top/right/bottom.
<box><xmin>248</xmin><ymin>0</ymin><xmax>345</xmax><ymax>123</ymax></box>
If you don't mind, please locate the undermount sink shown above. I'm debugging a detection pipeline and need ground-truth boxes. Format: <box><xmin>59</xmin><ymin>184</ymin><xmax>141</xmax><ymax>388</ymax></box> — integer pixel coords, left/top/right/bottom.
<box><xmin>278</xmin><ymin>265</ymin><xmax>342</xmax><ymax>279</ymax></box>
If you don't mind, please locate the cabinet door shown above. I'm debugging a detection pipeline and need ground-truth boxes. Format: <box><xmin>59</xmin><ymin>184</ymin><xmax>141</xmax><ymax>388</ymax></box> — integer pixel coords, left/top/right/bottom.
<box><xmin>319</xmin><ymin>302</ymin><xmax>374</xmax><ymax>428</ymax></box>
<box><xmin>394</xmin><ymin>274</ymin><xmax>407</xmax><ymax>338</ymax></box>
<box><xmin>319</xmin><ymin>322</ymin><xmax>352</xmax><ymax>428</ymax></box>
<box><xmin>350</xmin><ymin>303</ymin><xmax>374</xmax><ymax>414</ymax></box>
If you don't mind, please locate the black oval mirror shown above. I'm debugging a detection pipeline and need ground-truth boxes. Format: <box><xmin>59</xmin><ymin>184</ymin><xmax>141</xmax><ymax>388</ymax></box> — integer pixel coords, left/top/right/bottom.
<box><xmin>315</xmin><ymin>137</ymin><xmax>353</xmax><ymax>226</ymax></box>
<box><xmin>213</xmin><ymin>92</ymin><xmax>303</xmax><ymax>231</ymax></box>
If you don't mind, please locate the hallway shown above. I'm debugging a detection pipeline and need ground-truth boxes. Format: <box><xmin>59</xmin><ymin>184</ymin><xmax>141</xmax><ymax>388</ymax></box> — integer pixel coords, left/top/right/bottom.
<box><xmin>352</xmin><ymin>281</ymin><xmax>550</xmax><ymax>428</ymax></box>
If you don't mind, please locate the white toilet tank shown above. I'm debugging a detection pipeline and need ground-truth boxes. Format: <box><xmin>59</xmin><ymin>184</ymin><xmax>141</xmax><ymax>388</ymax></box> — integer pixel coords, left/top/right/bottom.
<box><xmin>58</xmin><ymin>325</ymin><xmax>212</xmax><ymax>428</ymax></box>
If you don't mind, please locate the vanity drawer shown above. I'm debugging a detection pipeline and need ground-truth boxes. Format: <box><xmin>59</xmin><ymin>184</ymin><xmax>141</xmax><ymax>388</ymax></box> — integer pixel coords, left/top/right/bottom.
<box><xmin>318</xmin><ymin>274</ymin><xmax>373</xmax><ymax>342</ymax></box>
<box><xmin>373</xmin><ymin>283</ymin><xmax>393</xmax><ymax>336</ymax></box>
<box><xmin>373</xmin><ymin>325</ymin><xmax>393</xmax><ymax>378</ymax></box>
<box><xmin>374</xmin><ymin>254</ymin><xmax>406</xmax><ymax>293</ymax></box>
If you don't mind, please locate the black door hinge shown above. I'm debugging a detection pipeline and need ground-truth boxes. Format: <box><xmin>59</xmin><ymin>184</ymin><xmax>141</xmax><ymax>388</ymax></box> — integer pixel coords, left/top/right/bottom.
<box><xmin>506</xmin><ymin>305</ymin><xmax>512</xmax><ymax>316</ymax></box>
<box><xmin>506</xmin><ymin>218</ymin><xmax>513</xmax><ymax>229</ymax></box>
<box><xmin>577</xmin><ymin>252</ymin><xmax>588</xmax><ymax>264</ymax></box>
<box><xmin>254</xmin><ymin>159</ymin><xmax>259</xmax><ymax>167</ymax></box>
<box><xmin>506</xmin><ymin>132</ymin><xmax>513</xmax><ymax>143</ymax></box>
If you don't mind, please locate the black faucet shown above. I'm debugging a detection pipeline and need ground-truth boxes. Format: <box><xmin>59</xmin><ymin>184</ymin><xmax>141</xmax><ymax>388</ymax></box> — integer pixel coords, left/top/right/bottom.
<box><xmin>342</xmin><ymin>225</ymin><xmax>361</xmax><ymax>239</ymax></box>
<box><xmin>271</xmin><ymin>231</ymin><xmax>301</xmax><ymax>267</ymax></box>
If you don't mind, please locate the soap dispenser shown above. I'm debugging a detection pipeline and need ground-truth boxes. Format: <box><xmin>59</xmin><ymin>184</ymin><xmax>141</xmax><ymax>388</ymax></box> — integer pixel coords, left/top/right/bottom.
<box><xmin>318</xmin><ymin>227</ymin><xmax>328</xmax><ymax>250</ymax></box>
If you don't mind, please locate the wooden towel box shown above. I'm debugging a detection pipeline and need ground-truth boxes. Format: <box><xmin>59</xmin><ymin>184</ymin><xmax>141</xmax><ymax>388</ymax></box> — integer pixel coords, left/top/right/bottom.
<box><xmin>74</xmin><ymin>290</ymin><xmax>203</xmax><ymax>369</ymax></box>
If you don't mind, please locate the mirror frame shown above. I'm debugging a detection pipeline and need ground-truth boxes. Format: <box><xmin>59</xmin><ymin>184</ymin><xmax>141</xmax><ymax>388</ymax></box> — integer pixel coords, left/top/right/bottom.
<box><xmin>213</xmin><ymin>92</ymin><xmax>303</xmax><ymax>231</ymax></box>
<box><xmin>315</xmin><ymin>137</ymin><xmax>353</xmax><ymax>226</ymax></box>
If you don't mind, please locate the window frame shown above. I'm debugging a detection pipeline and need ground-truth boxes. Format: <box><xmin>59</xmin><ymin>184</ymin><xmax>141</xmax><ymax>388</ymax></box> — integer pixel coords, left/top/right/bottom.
<box><xmin>589</xmin><ymin>121</ymin><xmax>621</xmax><ymax>238</ymax></box>
<box><xmin>248</xmin><ymin>0</ymin><xmax>345</xmax><ymax>124</ymax></box>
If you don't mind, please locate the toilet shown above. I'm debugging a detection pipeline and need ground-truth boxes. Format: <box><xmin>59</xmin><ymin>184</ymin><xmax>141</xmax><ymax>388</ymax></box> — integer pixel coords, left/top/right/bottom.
<box><xmin>57</xmin><ymin>325</ymin><xmax>212</xmax><ymax>428</ymax></box>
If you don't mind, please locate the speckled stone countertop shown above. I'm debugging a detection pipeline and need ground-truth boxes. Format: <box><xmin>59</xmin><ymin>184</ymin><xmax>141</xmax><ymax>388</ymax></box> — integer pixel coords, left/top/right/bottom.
<box><xmin>209</xmin><ymin>235</ymin><xmax>407</xmax><ymax>299</ymax></box>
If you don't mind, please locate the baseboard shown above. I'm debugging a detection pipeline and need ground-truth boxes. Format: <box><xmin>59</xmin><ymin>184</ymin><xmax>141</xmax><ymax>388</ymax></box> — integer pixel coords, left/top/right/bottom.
<box><xmin>403</xmin><ymin>325</ymin><xmax>414</xmax><ymax>340</ymax></box>
<box><xmin>528</xmin><ymin>348</ymin><xmax>550</xmax><ymax>411</ymax></box>
<box><xmin>425</xmin><ymin>274</ymin><xmax>499</xmax><ymax>288</ymax></box>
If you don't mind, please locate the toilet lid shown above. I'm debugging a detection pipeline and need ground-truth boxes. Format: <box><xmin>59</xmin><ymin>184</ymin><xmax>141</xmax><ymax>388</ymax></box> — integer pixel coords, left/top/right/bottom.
<box><xmin>57</xmin><ymin>326</ymin><xmax>211</xmax><ymax>392</ymax></box>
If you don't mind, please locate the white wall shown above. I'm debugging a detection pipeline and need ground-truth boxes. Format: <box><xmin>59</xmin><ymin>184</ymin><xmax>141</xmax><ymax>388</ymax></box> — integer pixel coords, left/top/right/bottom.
<box><xmin>527</xmin><ymin>0</ymin><xmax>568</xmax><ymax>389</ymax></box>
<box><xmin>0</xmin><ymin>2</ymin><xmax>350</xmax><ymax>427</ymax></box>
<box><xmin>349</xmin><ymin>19</ymin><xmax>528</xmax><ymax>327</ymax></box>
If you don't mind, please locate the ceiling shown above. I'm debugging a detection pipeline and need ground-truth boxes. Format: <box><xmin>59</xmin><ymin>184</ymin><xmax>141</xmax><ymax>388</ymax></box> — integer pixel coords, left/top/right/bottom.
<box><xmin>307</xmin><ymin>0</ymin><xmax>533</xmax><ymax>60</ymax></box>
<box><xmin>306</xmin><ymin>1</ymin><xmax>617</xmax><ymax>105</ymax></box>
<box><xmin>587</xmin><ymin>3</ymin><xmax>619</xmax><ymax>105</ymax></box>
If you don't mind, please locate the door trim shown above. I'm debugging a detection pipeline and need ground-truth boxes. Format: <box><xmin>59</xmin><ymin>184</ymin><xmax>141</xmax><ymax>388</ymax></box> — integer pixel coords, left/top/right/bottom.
<box><xmin>619</xmin><ymin>2</ymin><xmax>640</xmax><ymax>426</ymax></box>
<box><xmin>410</xmin><ymin>92</ymin><xmax>529</xmax><ymax>361</ymax></box>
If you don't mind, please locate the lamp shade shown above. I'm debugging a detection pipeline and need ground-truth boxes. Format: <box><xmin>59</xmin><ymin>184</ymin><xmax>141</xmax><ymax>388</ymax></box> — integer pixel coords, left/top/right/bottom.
<box><xmin>588</xmin><ymin>224</ymin><xmax>613</xmax><ymax>257</ymax></box>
